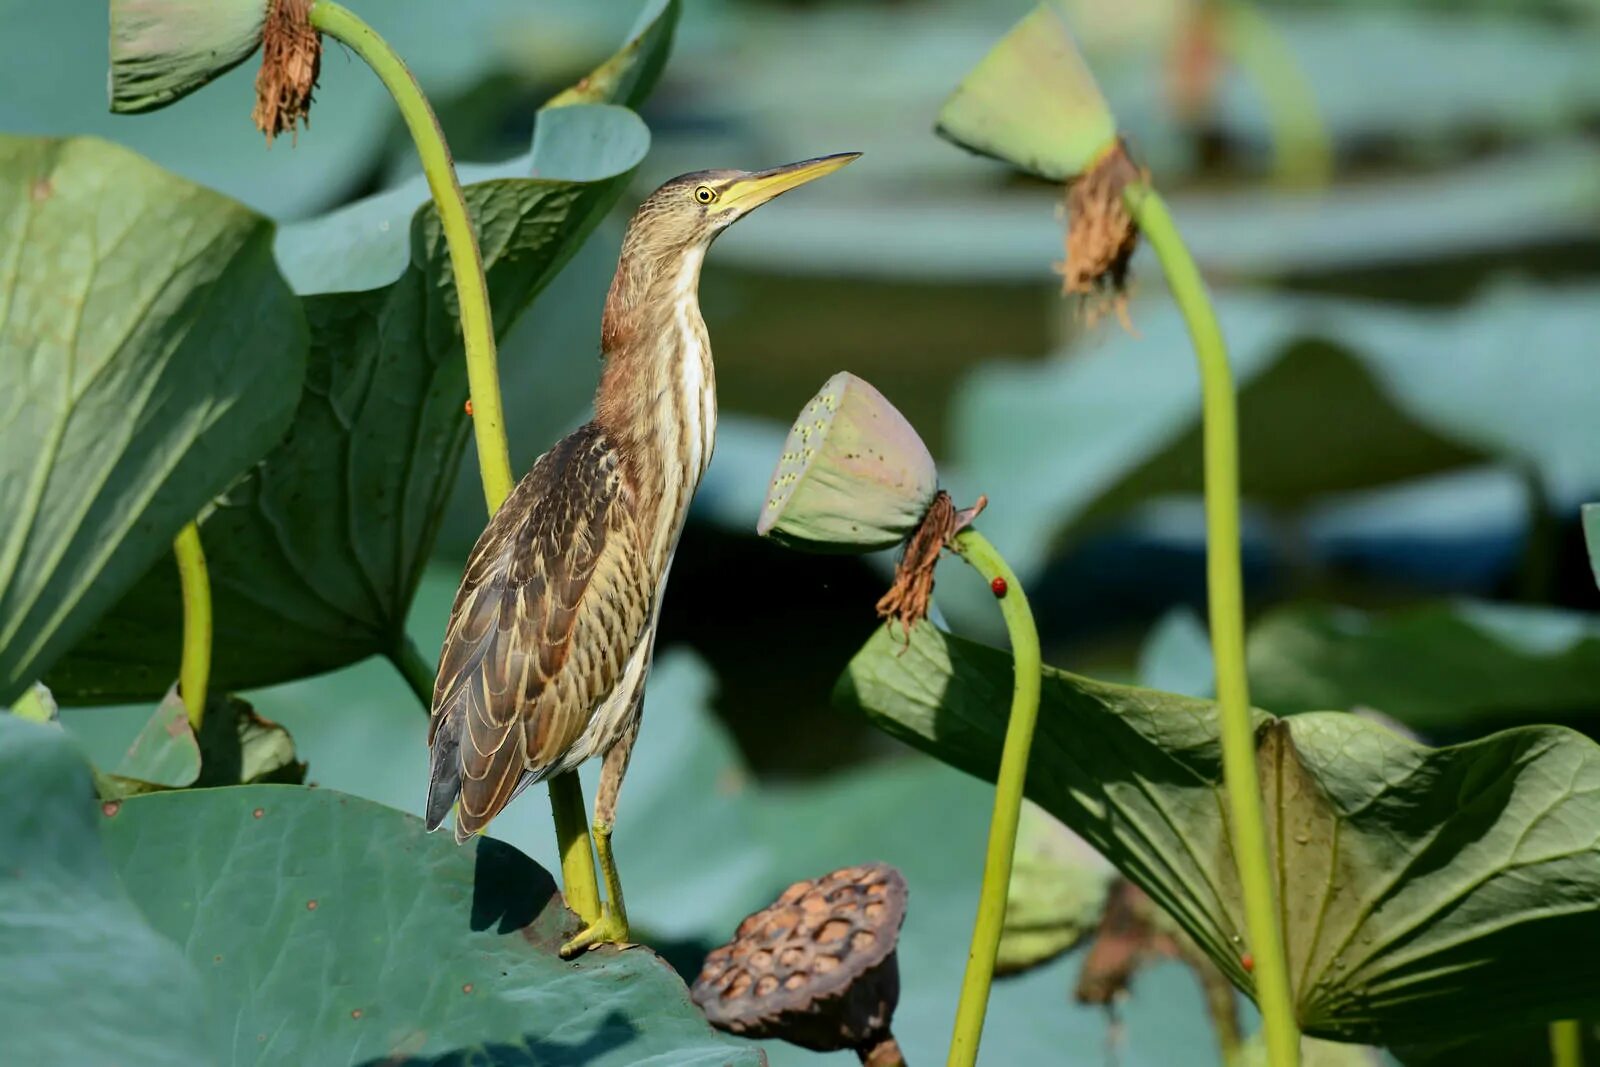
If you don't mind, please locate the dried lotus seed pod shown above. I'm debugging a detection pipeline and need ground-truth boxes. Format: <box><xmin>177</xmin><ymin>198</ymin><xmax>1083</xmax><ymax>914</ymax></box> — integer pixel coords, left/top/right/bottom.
<box><xmin>692</xmin><ymin>862</ymin><xmax>909</xmax><ymax>1065</ymax></box>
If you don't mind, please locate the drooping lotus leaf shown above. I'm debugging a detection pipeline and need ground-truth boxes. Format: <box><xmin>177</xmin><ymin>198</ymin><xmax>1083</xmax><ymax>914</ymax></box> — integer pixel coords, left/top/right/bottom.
<box><xmin>110</xmin><ymin>687</ymin><xmax>200</xmax><ymax>790</ymax></box>
<box><xmin>94</xmin><ymin>783</ymin><xmax>765</xmax><ymax>1065</ymax></box>
<box><xmin>836</xmin><ymin>622</ymin><xmax>1600</xmax><ymax>1046</ymax></box>
<box><xmin>0</xmin><ymin>715</ymin><xmax>215</xmax><ymax>1065</ymax></box>
<box><xmin>935</xmin><ymin>1</ymin><xmax>1118</xmax><ymax>182</ymax></box>
<box><xmin>1247</xmin><ymin>601</ymin><xmax>1600</xmax><ymax>732</ymax></box>
<box><xmin>0</xmin><ymin>135</ymin><xmax>306</xmax><ymax>707</ymax></box>
<box><xmin>101</xmin><ymin>691</ymin><xmax>305</xmax><ymax>798</ymax></box>
<box><xmin>759</xmin><ymin>372</ymin><xmax>938</xmax><ymax>553</ymax></box>
<box><xmin>51</xmin><ymin>9</ymin><xmax>678</xmax><ymax>702</ymax></box>
<box><xmin>545</xmin><ymin>0</ymin><xmax>680</xmax><ymax>110</ymax></box>
<box><xmin>109</xmin><ymin>0</ymin><xmax>266</xmax><ymax>115</ymax></box>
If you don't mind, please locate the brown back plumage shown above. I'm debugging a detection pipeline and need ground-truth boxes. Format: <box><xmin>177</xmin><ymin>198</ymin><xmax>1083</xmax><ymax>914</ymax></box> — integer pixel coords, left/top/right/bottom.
<box><xmin>426</xmin><ymin>423</ymin><xmax>651</xmax><ymax>841</ymax></box>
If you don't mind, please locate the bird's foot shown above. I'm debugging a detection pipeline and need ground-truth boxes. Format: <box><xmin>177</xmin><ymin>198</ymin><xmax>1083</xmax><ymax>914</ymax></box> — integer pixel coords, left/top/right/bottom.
<box><xmin>559</xmin><ymin>904</ymin><xmax>630</xmax><ymax>959</ymax></box>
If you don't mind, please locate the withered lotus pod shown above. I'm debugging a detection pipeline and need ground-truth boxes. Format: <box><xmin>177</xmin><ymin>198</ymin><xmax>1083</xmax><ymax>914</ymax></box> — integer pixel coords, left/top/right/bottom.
<box><xmin>692</xmin><ymin>862</ymin><xmax>909</xmax><ymax>1066</ymax></box>
<box><xmin>758</xmin><ymin>373</ymin><xmax>938</xmax><ymax>554</ymax></box>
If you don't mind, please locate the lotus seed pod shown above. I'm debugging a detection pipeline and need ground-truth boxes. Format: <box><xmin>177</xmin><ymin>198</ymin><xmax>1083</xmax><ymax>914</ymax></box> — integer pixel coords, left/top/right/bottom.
<box><xmin>935</xmin><ymin>1</ymin><xmax>1117</xmax><ymax>182</ymax></box>
<box><xmin>758</xmin><ymin>373</ymin><xmax>938</xmax><ymax>554</ymax></box>
<box><xmin>692</xmin><ymin>863</ymin><xmax>908</xmax><ymax>1064</ymax></box>
<box><xmin>110</xmin><ymin>0</ymin><xmax>269</xmax><ymax>114</ymax></box>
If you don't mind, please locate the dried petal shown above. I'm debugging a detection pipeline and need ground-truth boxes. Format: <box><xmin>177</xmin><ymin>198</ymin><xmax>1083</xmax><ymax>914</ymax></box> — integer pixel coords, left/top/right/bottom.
<box><xmin>252</xmin><ymin>0</ymin><xmax>321</xmax><ymax>143</ymax></box>
<box><xmin>1058</xmin><ymin>140</ymin><xmax>1144</xmax><ymax>326</ymax></box>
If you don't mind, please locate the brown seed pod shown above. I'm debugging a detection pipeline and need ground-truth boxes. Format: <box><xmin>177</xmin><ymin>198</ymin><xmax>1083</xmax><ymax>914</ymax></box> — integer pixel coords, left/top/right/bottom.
<box><xmin>692</xmin><ymin>863</ymin><xmax>909</xmax><ymax>1065</ymax></box>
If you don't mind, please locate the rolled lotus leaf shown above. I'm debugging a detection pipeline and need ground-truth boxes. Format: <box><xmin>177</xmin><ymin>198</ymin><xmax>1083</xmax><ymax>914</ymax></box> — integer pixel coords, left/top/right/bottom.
<box><xmin>110</xmin><ymin>0</ymin><xmax>267</xmax><ymax>114</ymax></box>
<box><xmin>935</xmin><ymin>1</ymin><xmax>1117</xmax><ymax>182</ymax></box>
<box><xmin>759</xmin><ymin>373</ymin><xmax>938</xmax><ymax>553</ymax></box>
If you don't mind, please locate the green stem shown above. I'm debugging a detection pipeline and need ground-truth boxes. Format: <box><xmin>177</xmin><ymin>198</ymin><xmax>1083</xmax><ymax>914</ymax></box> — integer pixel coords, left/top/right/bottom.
<box><xmin>172</xmin><ymin>522</ymin><xmax>211</xmax><ymax>731</ymax></box>
<box><xmin>945</xmin><ymin>527</ymin><xmax>1041</xmax><ymax>1067</ymax></box>
<box><xmin>1218</xmin><ymin>0</ymin><xmax>1332</xmax><ymax>190</ymax></box>
<box><xmin>1123</xmin><ymin>182</ymin><xmax>1300</xmax><ymax>1067</ymax></box>
<box><xmin>1552</xmin><ymin>1020</ymin><xmax>1585</xmax><ymax>1067</ymax></box>
<box><xmin>1519</xmin><ymin>464</ymin><xmax>1559</xmax><ymax>602</ymax></box>
<box><xmin>310</xmin><ymin>0</ymin><xmax>602</xmax><ymax>927</ymax></box>
<box><xmin>308</xmin><ymin>0</ymin><xmax>512</xmax><ymax>509</ymax></box>
<box><xmin>393</xmin><ymin>636</ymin><xmax>437</xmax><ymax>709</ymax></box>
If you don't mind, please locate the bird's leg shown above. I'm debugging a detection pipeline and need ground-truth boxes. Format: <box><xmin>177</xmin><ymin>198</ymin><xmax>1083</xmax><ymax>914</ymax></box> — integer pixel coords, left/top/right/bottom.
<box><xmin>559</xmin><ymin>708</ymin><xmax>642</xmax><ymax>958</ymax></box>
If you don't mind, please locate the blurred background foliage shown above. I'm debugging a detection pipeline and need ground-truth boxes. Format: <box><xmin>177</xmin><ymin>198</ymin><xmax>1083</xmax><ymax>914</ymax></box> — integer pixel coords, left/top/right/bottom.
<box><xmin>6</xmin><ymin>0</ymin><xmax>1598</xmax><ymax>1061</ymax></box>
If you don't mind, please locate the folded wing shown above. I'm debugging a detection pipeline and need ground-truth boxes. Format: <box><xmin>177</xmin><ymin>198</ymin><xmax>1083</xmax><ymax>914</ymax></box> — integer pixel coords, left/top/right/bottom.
<box><xmin>425</xmin><ymin>423</ymin><xmax>650</xmax><ymax>841</ymax></box>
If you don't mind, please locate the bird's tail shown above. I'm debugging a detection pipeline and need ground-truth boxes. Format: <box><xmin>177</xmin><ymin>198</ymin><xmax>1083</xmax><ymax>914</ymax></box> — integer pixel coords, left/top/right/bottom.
<box><xmin>424</xmin><ymin>705</ymin><xmax>462</xmax><ymax>834</ymax></box>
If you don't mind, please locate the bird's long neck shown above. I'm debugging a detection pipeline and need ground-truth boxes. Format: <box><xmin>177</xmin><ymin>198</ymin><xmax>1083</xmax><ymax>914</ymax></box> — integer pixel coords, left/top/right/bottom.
<box><xmin>594</xmin><ymin>238</ymin><xmax>718</xmax><ymax>576</ymax></box>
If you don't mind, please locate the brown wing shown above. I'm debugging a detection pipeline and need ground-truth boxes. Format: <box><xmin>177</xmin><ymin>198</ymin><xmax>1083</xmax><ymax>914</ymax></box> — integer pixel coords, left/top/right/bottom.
<box><xmin>425</xmin><ymin>422</ymin><xmax>650</xmax><ymax>841</ymax></box>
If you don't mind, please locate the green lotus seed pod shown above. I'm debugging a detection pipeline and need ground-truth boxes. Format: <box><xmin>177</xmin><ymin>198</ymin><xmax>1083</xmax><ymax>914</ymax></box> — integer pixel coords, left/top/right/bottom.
<box><xmin>935</xmin><ymin>1</ymin><xmax>1117</xmax><ymax>182</ymax></box>
<box><xmin>758</xmin><ymin>372</ymin><xmax>937</xmax><ymax>553</ymax></box>
<box><xmin>110</xmin><ymin>0</ymin><xmax>267</xmax><ymax>114</ymax></box>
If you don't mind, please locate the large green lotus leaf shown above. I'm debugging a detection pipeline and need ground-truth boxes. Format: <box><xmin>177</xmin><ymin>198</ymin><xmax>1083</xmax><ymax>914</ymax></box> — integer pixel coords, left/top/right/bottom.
<box><xmin>0</xmin><ymin>715</ymin><xmax>215</xmax><ymax>1064</ymax></box>
<box><xmin>98</xmin><ymin>783</ymin><xmax>759</xmax><ymax>1066</ymax></box>
<box><xmin>1247</xmin><ymin>601</ymin><xmax>1600</xmax><ymax>731</ymax></box>
<box><xmin>57</xmin><ymin>587</ymin><xmax>1228</xmax><ymax>1067</ymax></box>
<box><xmin>836</xmin><ymin>621</ymin><xmax>1600</xmax><ymax>1045</ymax></box>
<box><xmin>50</xmin><ymin>104</ymin><xmax>653</xmax><ymax>703</ymax></box>
<box><xmin>0</xmin><ymin>0</ymin><xmax>658</xmax><ymax>220</ymax></box>
<box><xmin>0</xmin><ymin>135</ymin><xmax>305</xmax><ymax>706</ymax></box>
<box><xmin>955</xmin><ymin>285</ymin><xmax>1600</xmax><ymax>575</ymax></box>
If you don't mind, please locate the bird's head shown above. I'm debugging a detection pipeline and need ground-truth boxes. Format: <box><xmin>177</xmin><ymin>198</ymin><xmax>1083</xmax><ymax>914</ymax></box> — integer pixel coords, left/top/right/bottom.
<box><xmin>626</xmin><ymin>152</ymin><xmax>861</xmax><ymax>256</ymax></box>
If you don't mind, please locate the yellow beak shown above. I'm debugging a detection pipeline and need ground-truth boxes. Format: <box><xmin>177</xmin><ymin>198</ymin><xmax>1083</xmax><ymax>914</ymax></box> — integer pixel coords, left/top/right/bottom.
<box><xmin>717</xmin><ymin>152</ymin><xmax>861</xmax><ymax>213</ymax></box>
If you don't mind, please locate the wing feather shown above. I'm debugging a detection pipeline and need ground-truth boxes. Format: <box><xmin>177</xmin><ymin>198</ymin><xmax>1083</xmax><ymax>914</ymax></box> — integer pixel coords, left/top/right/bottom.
<box><xmin>425</xmin><ymin>423</ymin><xmax>650</xmax><ymax>841</ymax></box>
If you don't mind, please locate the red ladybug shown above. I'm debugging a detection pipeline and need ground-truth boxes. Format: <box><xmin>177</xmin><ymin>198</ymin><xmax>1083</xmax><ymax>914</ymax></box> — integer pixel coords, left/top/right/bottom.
<box><xmin>990</xmin><ymin>576</ymin><xmax>1008</xmax><ymax>598</ymax></box>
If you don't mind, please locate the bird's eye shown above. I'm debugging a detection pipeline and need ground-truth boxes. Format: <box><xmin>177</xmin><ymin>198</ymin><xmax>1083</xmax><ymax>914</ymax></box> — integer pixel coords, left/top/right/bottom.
<box><xmin>694</xmin><ymin>185</ymin><xmax>716</xmax><ymax>204</ymax></box>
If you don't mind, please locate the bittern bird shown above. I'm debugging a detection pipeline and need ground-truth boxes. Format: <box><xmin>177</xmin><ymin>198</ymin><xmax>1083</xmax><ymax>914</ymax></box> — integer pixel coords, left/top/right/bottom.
<box><xmin>426</xmin><ymin>153</ymin><xmax>860</xmax><ymax>955</ymax></box>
